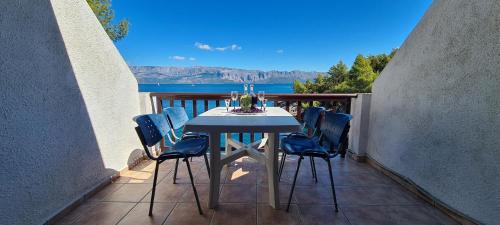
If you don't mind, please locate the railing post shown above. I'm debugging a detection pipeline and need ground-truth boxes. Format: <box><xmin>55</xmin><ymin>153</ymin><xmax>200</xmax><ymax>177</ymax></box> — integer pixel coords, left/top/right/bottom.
<box><xmin>157</xmin><ymin>97</ymin><xmax>166</xmax><ymax>152</ymax></box>
<box><xmin>296</xmin><ymin>101</ymin><xmax>302</xmax><ymax>121</ymax></box>
<box><xmin>193</xmin><ymin>98</ymin><xmax>197</xmax><ymax>117</ymax></box>
<box><xmin>346</xmin><ymin>98</ymin><xmax>352</xmax><ymax>114</ymax></box>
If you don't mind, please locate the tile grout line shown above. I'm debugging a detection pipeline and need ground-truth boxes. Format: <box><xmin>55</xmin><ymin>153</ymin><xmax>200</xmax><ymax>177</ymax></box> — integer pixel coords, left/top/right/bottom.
<box><xmin>159</xmin><ymin>202</ymin><xmax>176</xmax><ymax>225</ymax></box>
<box><xmin>113</xmin><ymin>201</ymin><xmax>140</xmax><ymax>225</ymax></box>
<box><xmin>161</xmin><ymin>202</ymin><xmax>180</xmax><ymax>225</ymax></box>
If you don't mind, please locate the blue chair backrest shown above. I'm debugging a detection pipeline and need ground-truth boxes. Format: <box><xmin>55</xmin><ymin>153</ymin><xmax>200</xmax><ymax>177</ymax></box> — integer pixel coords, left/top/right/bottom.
<box><xmin>303</xmin><ymin>107</ymin><xmax>325</xmax><ymax>129</ymax></box>
<box><xmin>135</xmin><ymin>114</ymin><xmax>171</xmax><ymax>147</ymax></box>
<box><xmin>163</xmin><ymin>107</ymin><xmax>189</xmax><ymax>130</ymax></box>
<box><xmin>320</xmin><ymin>112</ymin><xmax>352</xmax><ymax>149</ymax></box>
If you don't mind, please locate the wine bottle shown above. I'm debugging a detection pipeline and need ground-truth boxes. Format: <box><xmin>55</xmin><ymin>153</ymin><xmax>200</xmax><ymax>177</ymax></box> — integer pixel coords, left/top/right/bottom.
<box><xmin>250</xmin><ymin>84</ymin><xmax>258</xmax><ymax>109</ymax></box>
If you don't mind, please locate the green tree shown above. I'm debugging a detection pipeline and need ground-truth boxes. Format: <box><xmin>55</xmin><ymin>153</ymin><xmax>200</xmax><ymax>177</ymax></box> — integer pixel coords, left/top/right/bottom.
<box><xmin>368</xmin><ymin>48</ymin><xmax>398</xmax><ymax>73</ymax></box>
<box><xmin>293</xmin><ymin>80</ymin><xmax>306</xmax><ymax>93</ymax></box>
<box><xmin>293</xmin><ymin>50</ymin><xmax>396</xmax><ymax>94</ymax></box>
<box><xmin>326</xmin><ymin>61</ymin><xmax>349</xmax><ymax>86</ymax></box>
<box><xmin>304</xmin><ymin>80</ymin><xmax>315</xmax><ymax>93</ymax></box>
<box><xmin>87</xmin><ymin>0</ymin><xmax>129</xmax><ymax>41</ymax></box>
<box><xmin>349</xmin><ymin>54</ymin><xmax>377</xmax><ymax>92</ymax></box>
<box><xmin>313</xmin><ymin>73</ymin><xmax>328</xmax><ymax>93</ymax></box>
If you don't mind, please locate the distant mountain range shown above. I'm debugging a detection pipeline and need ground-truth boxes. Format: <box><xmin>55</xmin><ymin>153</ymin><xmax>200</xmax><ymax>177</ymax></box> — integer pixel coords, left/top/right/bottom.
<box><xmin>130</xmin><ymin>66</ymin><xmax>320</xmax><ymax>84</ymax></box>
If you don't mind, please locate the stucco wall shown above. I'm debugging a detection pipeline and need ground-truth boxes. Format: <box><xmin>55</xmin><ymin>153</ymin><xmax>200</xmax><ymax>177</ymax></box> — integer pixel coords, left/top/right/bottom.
<box><xmin>0</xmin><ymin>0</ymin><xmax>142</xmax><ymax>224</ymax></box>
<box><xmin>366</xmin><ymin>0</ymin><xmax>500</xmax><ymax>224</ymax></box>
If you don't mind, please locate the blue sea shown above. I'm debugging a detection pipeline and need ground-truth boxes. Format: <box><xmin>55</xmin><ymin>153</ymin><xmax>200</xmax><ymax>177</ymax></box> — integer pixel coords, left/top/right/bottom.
<box><xmin>138</xmin><ymin>83</ymin><xmax>294</xmax><ymax>146</ymax></box>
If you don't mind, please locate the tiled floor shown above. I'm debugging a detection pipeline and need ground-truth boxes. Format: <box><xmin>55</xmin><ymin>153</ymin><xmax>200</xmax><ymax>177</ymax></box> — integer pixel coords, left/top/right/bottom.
<box><xmin>55</xmin><ymin>155</ymin><xmax>459</xmax><ymax>225</ymax></box>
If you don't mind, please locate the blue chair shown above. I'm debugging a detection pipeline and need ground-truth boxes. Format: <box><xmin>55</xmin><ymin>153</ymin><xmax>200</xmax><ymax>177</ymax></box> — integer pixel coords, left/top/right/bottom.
<box><xmin>281</xmin><ymin>112</ymin><xmax>352</xmax><ymax>212</ymax></box>
<box><xmin>163</xmin><ymin>107</ymin><xmax>210</xmax><ymax>184</ymax></box>
<box><xmin>278</xmin><ymin>107</ymin><xmax>325</xmax><ymax>182</ymax></box>
<box><xmin>134</xmin><ymin>114</ymin><xmax>208</xmax><ymax>215</ymax></box>
<box><xmin>163</xmin><ymin>107</ymin><xmax>208</xmax><ymax>140</ymax></box>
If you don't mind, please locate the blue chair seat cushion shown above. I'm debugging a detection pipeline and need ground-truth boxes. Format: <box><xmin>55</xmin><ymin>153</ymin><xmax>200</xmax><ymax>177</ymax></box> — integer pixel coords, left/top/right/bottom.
<box><xmin>159</xmin><ymin>137</ymin><xmax>209</xmax><ymax>159</ymax></box>
<box><xmin>280</xmin><ymin>135</ymin><xmax>328</xmax><ymax>158</ymax></box>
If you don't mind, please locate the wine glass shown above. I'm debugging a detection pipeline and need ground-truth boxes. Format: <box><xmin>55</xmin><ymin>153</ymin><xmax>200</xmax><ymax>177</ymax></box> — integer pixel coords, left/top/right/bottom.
<box><xmin>224</xmin><ymin>99</ymin><xmax>231</xmax><ymax>112</ymax></box>
<box><xmin>230</xmin><ymin>91</ymin><xmax>238</xmax><ymax>110</ymax></box>
<box><xmin>262</xmin><ymin>99</ymin><xmax>267</xmax><ymax>111</ymax></box>
<box><xmin>258</xmin><ymin>91</ymin><xmax>265</xmax><ymax>109</ymax></box>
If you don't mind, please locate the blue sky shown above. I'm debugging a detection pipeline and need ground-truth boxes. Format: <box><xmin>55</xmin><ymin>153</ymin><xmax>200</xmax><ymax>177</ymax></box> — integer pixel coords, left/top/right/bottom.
<box><xmin>113</xmin><ymin>0</ymin><xmax>432</xmax><ymax>71</ymax></box>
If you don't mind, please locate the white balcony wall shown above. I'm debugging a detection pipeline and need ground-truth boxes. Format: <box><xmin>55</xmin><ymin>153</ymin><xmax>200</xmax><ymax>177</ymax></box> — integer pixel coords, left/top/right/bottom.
<box><xmin>366</xmin><ymin>0</ymin><xmax>500</xmax><ymax>224</ymax></box>
<box><xmin>0</xmin><ymin>0</ymin><xmax>143</xmax><ymax>224</ymax></box>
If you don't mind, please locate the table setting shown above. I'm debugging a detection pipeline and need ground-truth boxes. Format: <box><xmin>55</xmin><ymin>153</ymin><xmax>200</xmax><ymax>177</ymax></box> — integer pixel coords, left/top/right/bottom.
<box><xmin>184</xmin><ymin>84</ymin><xmax>301</xmax><ymax>209</ymax></box>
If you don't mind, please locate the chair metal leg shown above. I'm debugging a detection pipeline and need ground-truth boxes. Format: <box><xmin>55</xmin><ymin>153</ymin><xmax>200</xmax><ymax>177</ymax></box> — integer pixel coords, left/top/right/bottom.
<box><xmin>309</xmin><ymin>156</ymin><xmax>317</xmax><ymax>182</ymax></box>
<box><xmin>311</xmin><ymin>157</ymin><xmax>318</xmax><ymax>183</ymax></box>
<box><xmin>326</xmin><ymin>158</ymin><xmax>339</xmax><ymax>212</ymax></box>
<box><xmin>173</xmin><ymin>158</ymin><xmax>179</xmax><ymax>184</ymax></box>
<box><xmin>149</xmin><ymin>160</ymin><xmax>160</xmax><ymax>216</ymax></box>
<box><xmin>278</xmin><ymin>152</ymin><xmax>287</xmax><ymax>181</ymax></box>
<box><xmin>287</xmin><ymin>156</ymin><xmax>303</xmax><ymax>212</ymax></box>
<box><xmin>204</xmin><ymin>153</ymin><xmax>210</xmax><ymax>177</ymax></box>
<box><xmin>185</xmin><ymin>158</ymin><xmax>203</xmax><ymax>215</ymax></box>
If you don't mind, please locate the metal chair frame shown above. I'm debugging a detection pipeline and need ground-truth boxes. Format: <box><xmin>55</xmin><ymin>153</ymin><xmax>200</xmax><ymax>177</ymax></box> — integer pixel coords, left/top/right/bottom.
<box><xmin>278</xmin><ymin>107</ymin><xmax>325</xmax><ymax>183</ymax></box>
<box><xmin>134</xmin><ymin>114</ymin><xmax>208</xmax><ymax>215</ymax></box>
<box><xmin>163</xmin><ymin>107</ymin><xmax>210</xmax><ymax>184</ymax></box>
<box><xmin>283</xmin><ymin>112</ymin><xmax>352</xmax><ymax>212</ymax></box>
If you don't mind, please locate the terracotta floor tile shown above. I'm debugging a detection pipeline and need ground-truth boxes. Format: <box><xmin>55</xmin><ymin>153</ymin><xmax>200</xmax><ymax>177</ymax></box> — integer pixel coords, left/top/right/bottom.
<box><xmin>293</xmin><ymin>185</ymin><xmax>335</xmax><ymax>204</ymax></box>
<box><xmin>257</xmin><ymin>204</ymin><xmax>302</xmax><ymax>225</ymax></box>
<box><xmin>163</xmin><ymin>203</ymin><xmax>214</xmax><ymax>225</ymax></box>
<box><xmin>194</xmin><ymin>167</ymin><xmax>225</xmax><ymax>184</ymax></box>
<box><xmin>211</xmin><ymin>203</ymin><xmax>257</xmax><ymax>225</ymax></box>
<box><xmin>220</xmin><ymin>184</ymin><xmax>257</xmax><ymax>203</ymax></box>
<box><xmin>141</xmin><ymin>182</ymin><xmax>189</xmax><ymax>203</ymax></box>
<box><xmin>117</xmin><ymin>202</ymin><xmax>175</xmax><ymax>225</ymax></box>
<box><xmin>169</xmin><ymin>160</ymin><xmax>203</xmax><ymax>184</ymax></box>
<box><xmin>388</xmin><ymin>205</ymin><xmax>458</xmax><ymax>225</ymax></box>
<box><xmin>335</xmin><ymin>187</ymin><xmax>373</xmax><ymax>206</ymax></box>
<box><xmin>342</xmin><ymin>206</ymin><xmax>398</xmax><ymax>225</ymax></box>
<box><xmin>61</xmin><ymin>202</ymin><xmax>135</xmax><ymax>225</ymax></box>
<box><xmin>257</xmin><ymin>184</ymin><xmax>297</xmax><ymax>204</ymax></box>
<box><xmin>298</xmin><ymin>204</ymin><xmax>350</xmax><ymax>225</ymax></box>
<box><xmin>114</xmin><ymin>169</ymin><xmax>169</xmax><ymax>184</ymax></box>
<box><xmin>224</xmin><ymin>167</ymin><xmax>257</xmax><ymax>184</ymax></box>
<box><xmin>89</xmin><ymin>183</ymin><xmax>124</xmax><ymax>201</ymax></box>
<box><xmin>102</xmin><ymin>184</ymin><xmax>151</xmax><ymax>202</ymax></box>
<box><xmin>336</xmin><ymin>186</ymin><xmax>421</xmax><ymax>206</ymax></box>
<box><xmin>279</xmin><ymin>169</ymin><xmax>328</xmax><ymax>186</ymax></box>
<box><xmin>56</xmin><ymin>157</ymin><xmax>454</xmax><ymax>225</ymax></box>
<box><xmin>179</xmin><ymin>184</ymin><xmax>210</xmax><ymax>203</ymax></box>
<box><xmin>54</xmin><ymin>202</ymin><xmax>97</xmax><ymax>225</ymax></box>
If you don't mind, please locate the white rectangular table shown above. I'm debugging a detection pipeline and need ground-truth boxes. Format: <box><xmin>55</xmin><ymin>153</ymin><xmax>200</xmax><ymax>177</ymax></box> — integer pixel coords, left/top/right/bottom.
<box><xmin>184</xmin><ymin>107</ymin><xmax>301</xmax><ymax>209</ymax></box>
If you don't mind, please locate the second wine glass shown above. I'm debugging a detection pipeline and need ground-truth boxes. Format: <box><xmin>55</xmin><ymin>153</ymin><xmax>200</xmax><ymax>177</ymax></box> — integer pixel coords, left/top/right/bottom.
<box><xmin>230</xmin><ymin>91</ymin><xmax>238</xmax><ymax>110</ymax></box>
<box><xmin>258</xmin><ymin>91</ymin><xmax>265</xmax><ymax>109</ymax></box>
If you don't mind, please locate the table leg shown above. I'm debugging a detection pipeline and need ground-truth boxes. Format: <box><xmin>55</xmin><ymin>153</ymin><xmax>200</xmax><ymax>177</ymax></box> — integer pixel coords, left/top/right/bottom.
<box><xmin>209</xmin><ymin>132</ymin><xmax>221</xmax><ymax>209</ymax></box>
<box><xmin>266</xmin><ymin>132</ymin><xmax>280</xmax><ymax>209</ymax></box>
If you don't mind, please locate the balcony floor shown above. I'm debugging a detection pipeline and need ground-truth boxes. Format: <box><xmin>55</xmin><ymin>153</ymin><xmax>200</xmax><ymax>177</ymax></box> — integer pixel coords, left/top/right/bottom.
<box><xmin>55</xmin><ymin>155</ymin><xmax>458</xmax><ymax>225</ymax></box>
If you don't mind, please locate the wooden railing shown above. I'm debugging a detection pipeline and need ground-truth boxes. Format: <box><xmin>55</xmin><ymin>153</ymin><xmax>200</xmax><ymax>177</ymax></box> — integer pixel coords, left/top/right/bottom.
<box><xmin>149</xmin><ymin>92</ymin><xmax>357</xmax><ymax>151</ymax></box>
